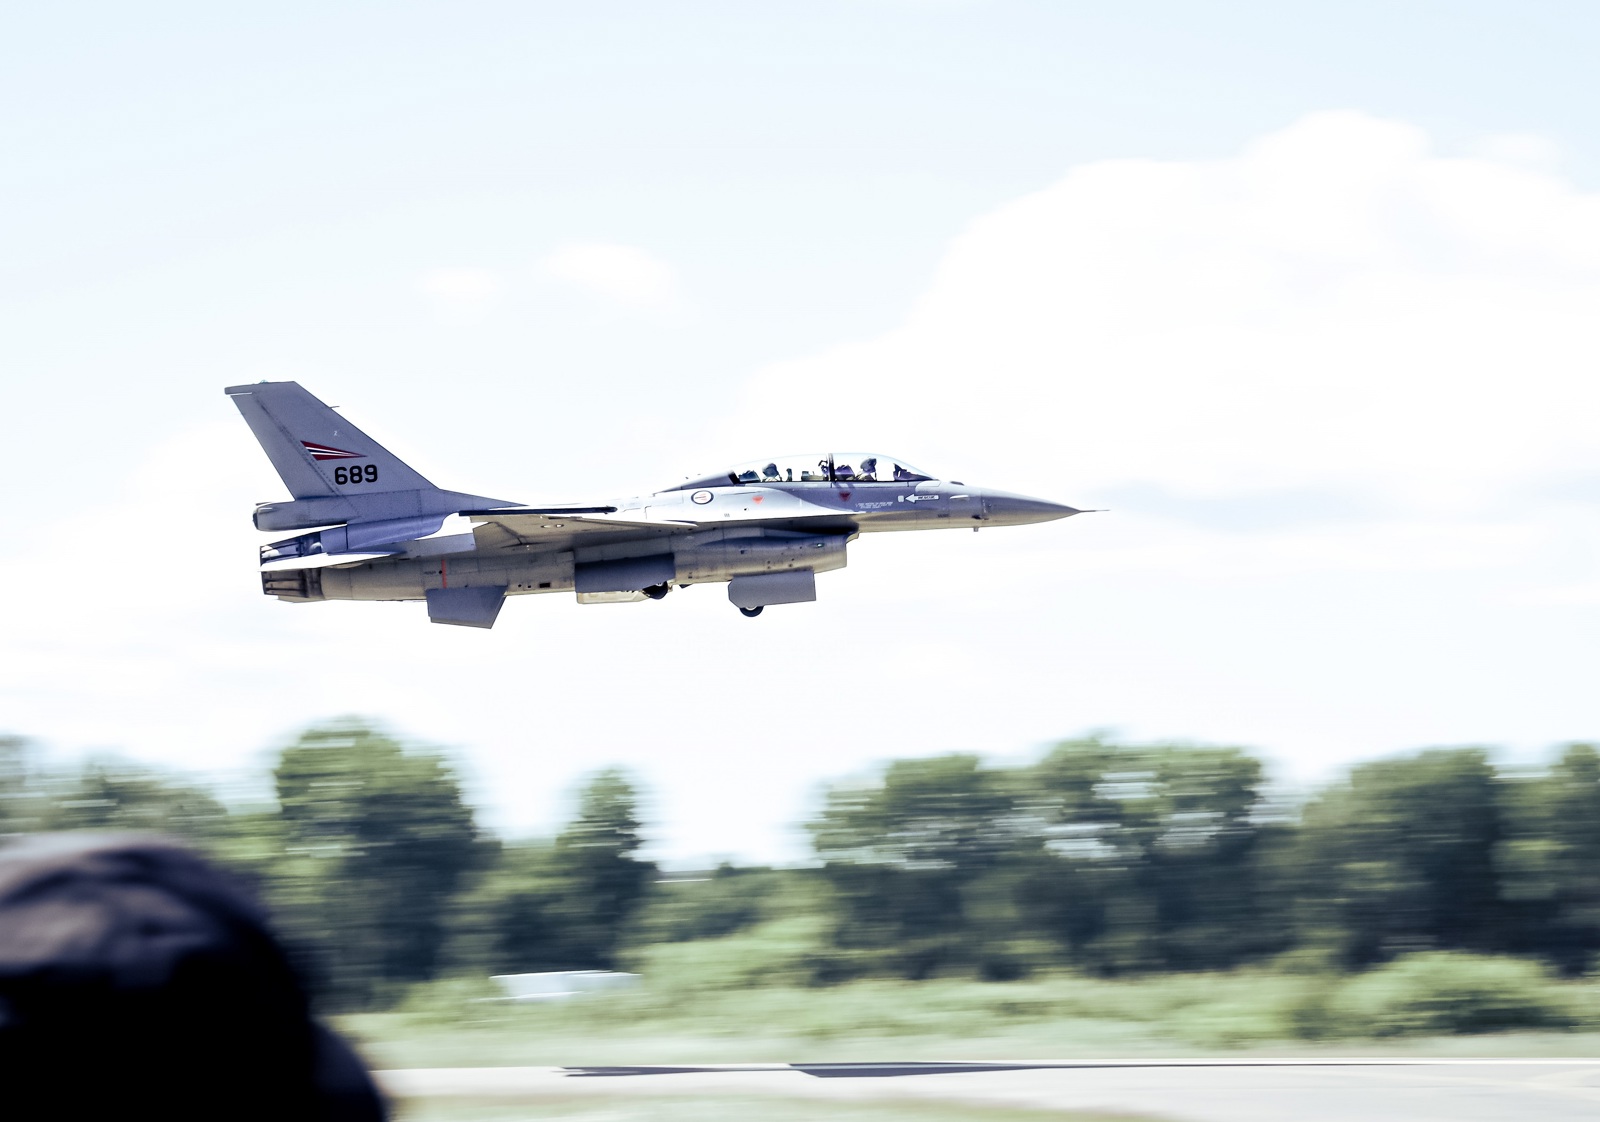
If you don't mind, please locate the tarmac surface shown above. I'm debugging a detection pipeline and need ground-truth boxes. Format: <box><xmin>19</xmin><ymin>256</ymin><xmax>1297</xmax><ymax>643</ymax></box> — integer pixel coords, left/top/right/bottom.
<box><xmin>381</xmin><ymin>1058</ymin><xmax>1600</xmax><ymax>1121</ymax></box>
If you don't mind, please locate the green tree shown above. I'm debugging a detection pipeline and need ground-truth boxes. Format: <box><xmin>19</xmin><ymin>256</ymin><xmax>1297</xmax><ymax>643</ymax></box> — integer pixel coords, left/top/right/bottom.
<box><xmin>446</xmin><ymin>841</ymin><xmax>577</xmax><ymax>973</ymax></box>
<box><xmin>551</xmin><ymin>767</ymin><xmax>653</xmax><ymax>960</ymax></box>
<box><xmin>1015</xmin><ymin>738</ymin><xmax>1287</xmax><ymax>973</ymax></box>
<box><xmin>810</xmin><ymin>741</ymin><xmax>1289</xmax><ymax>978</ymax></box>
<box><xmin>1496</xmin><ymin>743</ymin><xmax>1600</xmax><ymax>971</ymax></box>
<box><xmin>1294</xmin><ymin>748</ymin><xmax>1507</xmax><ymax>966</ymax></box>
<box><xmin>270</xmin><ymin>720</ymin><xmax>483</xmax><ymax>1007</ymax></box>
<box><xmin>629</xmin><ymin>864</ymin><xmax>800</xmax><ymax>945</ymax></box>
<box><xmin>812</xmin><ymin>754</ymin><xmax>1030</xmax><ymax>978</ymax></box>
<box><xmin>448</xmin><ymin>768</ymin><xmax>654</xmax><ymax>974</ymax></box>
<box><xmin>0</xmin><ymin>735</ymin><xmax>41</xmax><ymax>833</ymax></box>
<box><xmin>38</xmin><ymin>757</ymin><xmax>233</xmax><ymax>841</ymax></box>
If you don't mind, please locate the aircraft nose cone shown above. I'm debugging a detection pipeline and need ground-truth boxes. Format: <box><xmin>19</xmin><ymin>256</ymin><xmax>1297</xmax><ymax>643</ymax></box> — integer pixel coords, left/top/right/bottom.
<box><xmin>979</xmin><ymin>490</ymin><xmax>1080</xmax><ymax>526</ymax></box>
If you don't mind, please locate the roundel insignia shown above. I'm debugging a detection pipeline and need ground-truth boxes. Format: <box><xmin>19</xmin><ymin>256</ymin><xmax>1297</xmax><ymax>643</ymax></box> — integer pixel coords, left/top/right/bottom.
<box><xmin>691</xmin><ymin>490</ymin><xmax>714</xmax><ymax>505</ymax></box>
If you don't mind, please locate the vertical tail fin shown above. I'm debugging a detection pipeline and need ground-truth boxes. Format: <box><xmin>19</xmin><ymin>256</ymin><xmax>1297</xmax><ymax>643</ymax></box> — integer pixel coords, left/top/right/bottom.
<box><xmin>225</xmin><ymin>381</ymin><xmax>513</xmax><ymax>532</ymax></box>
<box><xmin>224</xmin><ymin>381</ymin><xmax>436</xmax><ymax>498</ymax></box>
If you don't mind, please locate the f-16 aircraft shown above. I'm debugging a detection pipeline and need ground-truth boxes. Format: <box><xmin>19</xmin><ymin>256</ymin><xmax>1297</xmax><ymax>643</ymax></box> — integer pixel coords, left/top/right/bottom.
<box><xmin>226</xmin><ymin>381</ymin><xmax>1084</xmax><ymax>628</ymax></box>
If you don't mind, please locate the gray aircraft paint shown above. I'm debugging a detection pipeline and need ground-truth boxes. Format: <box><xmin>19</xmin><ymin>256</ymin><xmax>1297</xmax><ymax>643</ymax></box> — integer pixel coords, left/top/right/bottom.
<box><xmin>225</xmin><ymin>382</ymin><xmax>511</xmax><ymax>533</ymax></box>
<box><xmin>228</xmin><ymin>382</ymin><xmax>1084</xmax><ymax>628</ymax></box>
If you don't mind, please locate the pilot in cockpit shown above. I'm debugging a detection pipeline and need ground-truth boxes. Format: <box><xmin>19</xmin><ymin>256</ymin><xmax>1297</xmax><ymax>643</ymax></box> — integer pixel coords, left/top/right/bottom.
<box><xmin>762</xmin><ymin>463</ymin><xmax>783</xmax><ymax>482</ymax></box>
<box><xmin>859</xmin><ymin>457</ymin><xmax>878</xmax><ymax>481</ymax></box>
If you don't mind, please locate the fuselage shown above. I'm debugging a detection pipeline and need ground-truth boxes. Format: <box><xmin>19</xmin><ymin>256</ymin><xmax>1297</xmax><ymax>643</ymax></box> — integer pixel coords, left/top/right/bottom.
<box><xmin>264</xmin><ymin>474</ymin><xmax>1078</xmax><ymax>615</ymax></box>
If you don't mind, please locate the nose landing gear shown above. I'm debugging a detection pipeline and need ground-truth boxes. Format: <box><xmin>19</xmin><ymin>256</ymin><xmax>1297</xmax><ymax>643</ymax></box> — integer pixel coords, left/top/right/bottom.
<box><xmin>738</xmin><ymin>605</ymin><xmax>764</xmax><ymax>618</ymax></box>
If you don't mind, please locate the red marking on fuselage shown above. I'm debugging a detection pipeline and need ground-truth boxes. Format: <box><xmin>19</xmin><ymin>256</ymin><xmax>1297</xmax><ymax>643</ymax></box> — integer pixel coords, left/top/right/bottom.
<box><xmin>752</xmin><ymin>494</ymin><xmax>764</xmax><ymax>503</ymax></box>
<box><xmin>839</xmin><ymin>491</ymin><xmax>851</xmax><ymax>501</ymax></box>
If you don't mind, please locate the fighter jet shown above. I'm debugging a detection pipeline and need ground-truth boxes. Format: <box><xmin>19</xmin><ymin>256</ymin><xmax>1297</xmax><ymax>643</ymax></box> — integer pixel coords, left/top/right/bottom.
<box><xmin>227</xmin><ymin>381</ymin><xmax>1084</xmax><ymax>628</ymax></box>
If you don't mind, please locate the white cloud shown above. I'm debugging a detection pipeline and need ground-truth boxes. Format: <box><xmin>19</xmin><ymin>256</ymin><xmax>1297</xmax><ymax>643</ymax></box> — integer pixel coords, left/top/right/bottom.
<box><xmin>0</xmin><ymin>423</ymin><xmax>288</xmax><ymax>761</ymax></box>
<box><xmin>538</xmin><ymin>243</ymin><xmax>685</xmax><ymax>319</ymax></box>
<box><xmin>414</xmin><ymin>267</ymin><xmax>503</xmax><ymax>323</ymax></box>
<box><xmin>727</xmin><ymin>112</ymin><xmax>1600</xmax><ymax>524</ymax></box>
<box><xmin>1514</xmin><ymin>582</ymin><xmax>1600</xmax><ymax>606</ymax></box>
<box><xmin>1471</xmin><ymin>132</ymin><xmax>1564</xmax><ymax>171</ymax></box>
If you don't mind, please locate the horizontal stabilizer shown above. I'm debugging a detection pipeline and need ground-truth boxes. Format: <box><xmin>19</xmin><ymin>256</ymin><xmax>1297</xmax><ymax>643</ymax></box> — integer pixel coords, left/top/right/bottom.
<box><xmin>261</xmin><ymin>515</ymin><xmax>447</xmax><ymax>564</ymax></box>
<box><xmin>261</xmin><ymin>552</ymin><xmax>397</xmax><ymax>571</ymax></box>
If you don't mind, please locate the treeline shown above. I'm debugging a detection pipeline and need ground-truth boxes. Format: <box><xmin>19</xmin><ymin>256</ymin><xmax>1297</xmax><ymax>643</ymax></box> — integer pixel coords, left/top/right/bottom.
<box><xmin>0</xmin><ymin>724</ymin><xmax>652</xmax><ymax>1009</ymax></box>
<box><xmin>807</xmin><ymin>741</ymin><xmax>1600</xmax><ymax>980</ymax></box>
<box><xmin>3</xmin><ymin>727</ymin><xmax>1599</xmax><ymax>1009</ymax></box>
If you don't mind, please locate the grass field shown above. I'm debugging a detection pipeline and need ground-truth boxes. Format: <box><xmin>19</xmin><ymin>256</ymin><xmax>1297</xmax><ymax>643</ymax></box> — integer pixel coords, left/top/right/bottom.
<box><xmin>342</xmin><ymin>963</ymin><xmax>1600</xmax><ymax>1072</ymax></box>
<box><xmin>355</xmin><ymin>960</ymin><xmax>1600</xmax><ymax>1122</ymax></box>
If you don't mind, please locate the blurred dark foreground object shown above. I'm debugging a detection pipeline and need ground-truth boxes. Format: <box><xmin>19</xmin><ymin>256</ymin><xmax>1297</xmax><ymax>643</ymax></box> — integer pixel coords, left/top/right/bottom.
<box><xmin>0</xmin><ymin>833</ymin><xmax>385</xmax><ymax>1121</ymax></box>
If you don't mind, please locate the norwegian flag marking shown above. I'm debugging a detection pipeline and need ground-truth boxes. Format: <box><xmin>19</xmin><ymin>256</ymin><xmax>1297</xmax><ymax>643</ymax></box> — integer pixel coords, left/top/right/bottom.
<box><xmin>302</xmin><ymin>441</ymin><xmax>365</xmax><ymax>461</ymax></box>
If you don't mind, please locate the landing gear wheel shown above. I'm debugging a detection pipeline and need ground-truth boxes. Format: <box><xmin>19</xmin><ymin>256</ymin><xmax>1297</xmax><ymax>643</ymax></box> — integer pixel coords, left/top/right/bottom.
<box><xmin>739</xmin><ymin>605</ymin><xmax>764</xmax><ymax>617</ymax></box>
<box><xmin>642</xmin><ymin>583</ymin><xmax>670</xmax><ymax>601</ymax></box>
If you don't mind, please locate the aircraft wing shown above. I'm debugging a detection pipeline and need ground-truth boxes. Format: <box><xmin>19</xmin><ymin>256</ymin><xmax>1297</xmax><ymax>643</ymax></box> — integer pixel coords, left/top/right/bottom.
<box><xmin>464</xmin><ymin>509</ymin><xmax>697</xmax><ymax>553</ymax></box>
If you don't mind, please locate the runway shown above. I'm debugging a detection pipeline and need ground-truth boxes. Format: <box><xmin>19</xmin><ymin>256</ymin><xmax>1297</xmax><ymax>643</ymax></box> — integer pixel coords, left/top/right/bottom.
<box><xmin>381</xmin><ymin>1058</ymin><xmax>1600</xmax><ymax>1121</ymax></box>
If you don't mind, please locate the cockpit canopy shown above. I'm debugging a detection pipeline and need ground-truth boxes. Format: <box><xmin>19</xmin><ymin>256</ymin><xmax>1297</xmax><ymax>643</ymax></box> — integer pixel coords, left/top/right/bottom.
<box><xmin>727</xmin><ymin>453</ymin><xmax>934</xmax><ymax>485</ymax></box>
<box><xmin>670</xmin><ymin>453</ymin><xmax>935</xmax><ymax>491</ymax></box>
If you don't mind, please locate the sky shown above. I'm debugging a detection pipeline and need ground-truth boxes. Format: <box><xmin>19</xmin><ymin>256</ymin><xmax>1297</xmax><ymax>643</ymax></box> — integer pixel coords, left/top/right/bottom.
<box><xmin>3</xmin><ymin>2</ymin><xmax>1599</xmax><ymax>862</ymax></box>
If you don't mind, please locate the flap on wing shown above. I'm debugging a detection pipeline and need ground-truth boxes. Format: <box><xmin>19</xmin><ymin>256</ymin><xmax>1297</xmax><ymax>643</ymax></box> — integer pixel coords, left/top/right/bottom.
<box><xmin>459</xmin><ymin>506</ymin><xmax>619</xmax><ymax>516</ymax></box>
<box><xmin>469</xmin><ymin>513</ymin><xmax>688</xmax><ymax>532</ymax></box>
